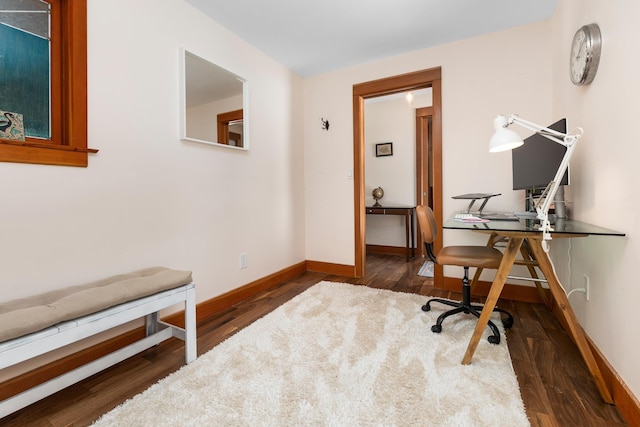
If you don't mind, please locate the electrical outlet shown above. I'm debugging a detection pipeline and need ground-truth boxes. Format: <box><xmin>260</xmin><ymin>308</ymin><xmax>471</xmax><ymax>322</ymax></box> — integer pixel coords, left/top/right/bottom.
<box><xmin>240</xmin><ymin>253</ymin><xmax>247</xmax><ymax>269</ymax></box>
<box><xmin>583</xmin><ymin>274</ymin><xmax>590</xmax><ymax>300</ymax></box>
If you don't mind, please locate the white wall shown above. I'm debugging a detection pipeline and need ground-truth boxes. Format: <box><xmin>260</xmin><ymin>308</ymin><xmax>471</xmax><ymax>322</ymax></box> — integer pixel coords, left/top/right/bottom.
<box><xmin>304</xmin><ymin>22</ymin><xmax>553</xmax><ymax>264</ymax></box>
<box><xmin>0</xmin><ymin>0</ymin><xmax>305</xmax><ymax>376</ymax></box>
<box><xmin>547</xmin><ymin>0</ymin><xmax>640</xmax><ymax>400</ymax></box>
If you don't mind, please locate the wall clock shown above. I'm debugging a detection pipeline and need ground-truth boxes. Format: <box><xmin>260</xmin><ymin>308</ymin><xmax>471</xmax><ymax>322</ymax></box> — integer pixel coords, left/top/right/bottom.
<box><xmin>570</xmin><ymin>23</ymin><xmax>602</xmax><ymax>85</ymax></box>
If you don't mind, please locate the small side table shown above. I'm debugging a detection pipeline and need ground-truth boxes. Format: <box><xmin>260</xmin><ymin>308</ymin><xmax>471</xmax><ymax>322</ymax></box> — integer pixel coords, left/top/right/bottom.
<box><xmin>366</xmin><ymin>206</ymin><xmax>415</xmax><ymax>261</ymax></box>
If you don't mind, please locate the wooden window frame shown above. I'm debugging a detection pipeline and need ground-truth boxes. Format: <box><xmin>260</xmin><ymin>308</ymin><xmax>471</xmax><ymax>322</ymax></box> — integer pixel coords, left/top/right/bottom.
<box><xmin>0</xmin><ymin>0</ymin><xmax>97</xmax><ymax>167</ymax></box>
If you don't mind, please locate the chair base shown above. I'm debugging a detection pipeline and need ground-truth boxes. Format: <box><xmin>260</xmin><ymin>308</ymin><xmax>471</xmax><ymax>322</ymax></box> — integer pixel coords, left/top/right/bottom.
<box><xmin>422</xmin><ymin>268</ymin><xmax>514</xmax><ymax>344</ymax></box>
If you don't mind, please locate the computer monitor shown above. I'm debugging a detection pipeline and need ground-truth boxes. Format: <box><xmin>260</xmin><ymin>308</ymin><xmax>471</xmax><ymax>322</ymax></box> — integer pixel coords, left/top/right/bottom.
<box><xmin>512</xmin><ymin>118</ymin><xmax>569</xmax><ymax>192</ymax></box>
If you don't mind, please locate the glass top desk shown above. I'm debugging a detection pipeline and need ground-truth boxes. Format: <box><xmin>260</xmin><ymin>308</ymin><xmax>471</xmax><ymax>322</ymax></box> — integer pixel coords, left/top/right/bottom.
<box><xmin>443</xmin><ymin>214</ymin><xmax>624</xmax><ymax>404</ymax></box>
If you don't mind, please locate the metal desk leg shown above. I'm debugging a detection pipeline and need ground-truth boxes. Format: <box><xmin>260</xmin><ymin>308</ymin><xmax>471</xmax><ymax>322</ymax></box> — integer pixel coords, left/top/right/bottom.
<box><xmin>410</xmin><ymin>211</ymin><xmax>415</xmax><ymax>258</ymax></box>
<box><xmin>462</xmin><ymin>236</ymin><xmax>523</xmax><ymax>365</ymax></box>
<box><xmin>527</xmin><ymin>238</ymin><xmax>613</xmax><ymax>404</ymax></box>
<box><xmin>404</xmin><ymin>211</ymin><xmax>410</xmax><ymax>261</ymax></box>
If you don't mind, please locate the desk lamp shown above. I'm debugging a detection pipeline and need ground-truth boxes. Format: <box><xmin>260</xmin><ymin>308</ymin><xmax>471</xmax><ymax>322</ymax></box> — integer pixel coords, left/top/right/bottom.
<box><xmin>489</xmin><ymin>114</ymin><xmax>583</xmax><ymax>247</ymax></box>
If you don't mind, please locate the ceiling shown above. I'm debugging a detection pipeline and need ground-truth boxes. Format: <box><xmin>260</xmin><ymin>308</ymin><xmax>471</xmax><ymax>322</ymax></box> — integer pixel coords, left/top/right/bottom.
<box><xmin>185</xmin><ymin>0</ymin><xmax>558</xmax><ymax>77</ymax></box>
<box><xmin>184</xmin><ymin>50</ymin><xmax>243</xmax><ymax>108</ymax></box>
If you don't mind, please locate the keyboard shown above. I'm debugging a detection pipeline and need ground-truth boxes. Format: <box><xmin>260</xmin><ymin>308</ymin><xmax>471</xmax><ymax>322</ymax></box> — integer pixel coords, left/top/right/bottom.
<box><xmin>454</xmin><ymin>213</ymin><xmax>488</xmax><ymax>222</ymax></box>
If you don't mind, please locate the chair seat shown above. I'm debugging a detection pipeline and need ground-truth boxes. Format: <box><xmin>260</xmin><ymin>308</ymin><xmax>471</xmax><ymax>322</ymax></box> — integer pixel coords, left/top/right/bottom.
<box><xmin>437</xmin><ymin>246</ymin><xmax>502</xmax><ymax>269</ymax></box>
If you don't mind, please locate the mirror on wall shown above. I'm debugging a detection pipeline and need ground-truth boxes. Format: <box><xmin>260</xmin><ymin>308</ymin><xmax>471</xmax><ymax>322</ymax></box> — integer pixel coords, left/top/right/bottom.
<box><xmin>180</xmin><ymin>49</ymin><xmax>248</xmax><ymax>150</ymax></box>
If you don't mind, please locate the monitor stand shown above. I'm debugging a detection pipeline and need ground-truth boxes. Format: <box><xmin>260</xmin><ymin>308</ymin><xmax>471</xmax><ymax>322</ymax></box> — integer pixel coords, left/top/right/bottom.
<box><xmin>523</xmin><ymin>186</ymin><xmax>567</xmax><ymax>223</ymax></box>
<box><xmin>554</xmin><ymin>185</ymin><xmax>567</xmax><ymax>219</ymax></box>
<box><xmin>524</xmin><ymin>188</ymin><xmax>540</xmax><ymax>213</ymax></box>
<box><xmin>452</xmin><ymin>193</ymin><xmax>501</xmax><ymax>215</ymax></box>
<box><xmin>524</xmin><ymin>186</ymin><xmax>567</xmax><ymax>215</ymax></box>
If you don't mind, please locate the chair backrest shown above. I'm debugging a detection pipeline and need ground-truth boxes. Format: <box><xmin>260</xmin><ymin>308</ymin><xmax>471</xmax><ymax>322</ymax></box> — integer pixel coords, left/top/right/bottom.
<box><xmin>416</xmin><ymin>205</ymin><xmax>438</xmax><ymax>244</ymax></box>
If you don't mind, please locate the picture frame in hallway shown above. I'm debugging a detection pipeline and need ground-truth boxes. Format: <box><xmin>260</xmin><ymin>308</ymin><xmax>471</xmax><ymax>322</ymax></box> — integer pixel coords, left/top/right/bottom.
<box><xmin>375</xmin><ymin>142</ymin><xmax>393</xmax><ymax>157</ymax></box>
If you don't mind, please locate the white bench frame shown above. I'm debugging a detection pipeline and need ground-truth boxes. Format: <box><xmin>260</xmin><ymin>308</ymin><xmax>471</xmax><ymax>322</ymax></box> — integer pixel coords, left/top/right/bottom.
<box><xmin>0</xmin><ymin>282</ymin><xmax>196</xmax><ymax>418</ymax></box>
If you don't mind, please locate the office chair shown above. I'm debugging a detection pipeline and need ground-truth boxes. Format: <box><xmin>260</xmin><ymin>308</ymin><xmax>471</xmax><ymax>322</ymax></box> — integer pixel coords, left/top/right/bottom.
<box><xmin>416</xmin><ymin>205</ymin><xmax>513</xmax><ymax>344</ymax></box>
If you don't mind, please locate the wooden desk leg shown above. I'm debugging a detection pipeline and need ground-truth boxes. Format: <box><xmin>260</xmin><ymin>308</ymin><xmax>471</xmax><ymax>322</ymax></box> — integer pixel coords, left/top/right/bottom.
<box><xmin>462</xmin><ymin>236</ymin><xmax>524</xmax><ymax>365</ymax></box>
<box><xmin>527</xmin><ymin>239</ymin><xmax>614</xmax><ymax>404</ymax></box>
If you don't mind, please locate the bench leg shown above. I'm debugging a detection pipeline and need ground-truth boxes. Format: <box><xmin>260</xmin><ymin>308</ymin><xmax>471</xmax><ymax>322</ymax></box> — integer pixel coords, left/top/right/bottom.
<box><xmin>185</xmin><ymin>285</ymin><xmax>197</xmax><ymax>363</ymax></box>
<box><xmin>0</xmin><ymin>328</ymin><xmax>174</xmax><ymax>419</ymax></box>
<box><xmin>145</xmin><ymin>312</ymin><xmax>159</xmax><ymax>336</ymax></box>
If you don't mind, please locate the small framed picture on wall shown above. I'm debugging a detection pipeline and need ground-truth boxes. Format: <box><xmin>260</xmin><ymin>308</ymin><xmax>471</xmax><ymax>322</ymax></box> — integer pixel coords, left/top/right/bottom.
<box><xmin>375</xmin><ymin>142</ymin><xmax>393</xmax><ymax>157</ymax></box>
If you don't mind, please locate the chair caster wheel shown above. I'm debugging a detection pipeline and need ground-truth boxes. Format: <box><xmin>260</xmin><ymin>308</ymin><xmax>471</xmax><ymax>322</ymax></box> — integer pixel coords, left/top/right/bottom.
<box><xmin>422</xmin><ymin>304</ymin><xmax>431</xmax><ymax>312</ymax></box>
<box><xmin>431</xmin><ymin>324</ymin><xmax>442</xmax><ymax>333</ymax></box>
<box><xmin>487</xmin><ymin>335</ymin><xmax>500</xmax><ymax>345</ymax></box>
<box><xmin>502</xmin><ymin>318</ymin><xmax>513</xmax><ymax>329</ymax></box>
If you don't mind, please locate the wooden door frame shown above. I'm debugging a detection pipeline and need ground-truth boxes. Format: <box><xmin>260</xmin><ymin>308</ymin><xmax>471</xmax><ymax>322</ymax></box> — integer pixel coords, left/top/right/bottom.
<box><xmin>353</xmin><ymin>67</ymin><xmax>443</xmax><ymax>281</ymax></box>
<box><xmin>416</xmin><ymin>106</ymin><xmax>433</xmax><ymax>258</ymax></box>
<box><xmin>217</xmin><ymin>109</ymin><xmax>243</xmax><ymax>147</ymax></box>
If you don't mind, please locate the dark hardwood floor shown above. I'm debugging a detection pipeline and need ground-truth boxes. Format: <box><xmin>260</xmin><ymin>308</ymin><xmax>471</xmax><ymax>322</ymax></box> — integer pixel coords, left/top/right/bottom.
<box><xmin>0</xmin><ymin>254</ymin><xmax>627</xmax><ymax>426</ymax></box>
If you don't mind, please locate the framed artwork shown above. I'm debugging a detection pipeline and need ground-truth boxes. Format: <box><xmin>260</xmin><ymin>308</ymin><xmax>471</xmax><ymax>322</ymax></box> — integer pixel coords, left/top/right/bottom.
<box><xmin>375</xmin><ymin>142</ymin><xmax>393</xmax><ymax>157</ymax></box>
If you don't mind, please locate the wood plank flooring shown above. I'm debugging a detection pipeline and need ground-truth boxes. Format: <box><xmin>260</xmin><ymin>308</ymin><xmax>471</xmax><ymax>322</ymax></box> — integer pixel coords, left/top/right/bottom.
<box><xmin>0</xmin><ymin>254</ymin><xmax>627</xmax><ymax>426</ymax></box>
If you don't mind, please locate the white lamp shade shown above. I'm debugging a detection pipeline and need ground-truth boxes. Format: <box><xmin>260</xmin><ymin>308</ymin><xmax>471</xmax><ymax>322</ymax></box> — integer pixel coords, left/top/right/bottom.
<box><xmin>489</xmin><ymin>127</ymin><xmax>524</xmax><ymax>152</ymax></box>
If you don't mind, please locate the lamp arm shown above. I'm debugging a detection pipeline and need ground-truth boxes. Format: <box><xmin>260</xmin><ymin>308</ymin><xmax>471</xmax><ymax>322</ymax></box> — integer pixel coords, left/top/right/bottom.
<box><xmin>535</xmin><ymin>134</ymin><xmax>580</xmax><ymax>244</ymax></box>
<box><xmin>507</xmin><ymin>115</ymin><xmax>568</xmax><ymax>146</ymax></box>
<box><xmin>537</xmin><ymin>141</ymin><xmax>576</xmax><ymax>214</ymax></box>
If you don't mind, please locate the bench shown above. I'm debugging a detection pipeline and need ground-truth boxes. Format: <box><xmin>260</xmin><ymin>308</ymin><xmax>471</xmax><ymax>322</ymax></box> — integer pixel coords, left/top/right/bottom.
<box><xmin>0</xmin><ymin>267</ymin><xmax>196</xmax><ymax>418</ymax></box>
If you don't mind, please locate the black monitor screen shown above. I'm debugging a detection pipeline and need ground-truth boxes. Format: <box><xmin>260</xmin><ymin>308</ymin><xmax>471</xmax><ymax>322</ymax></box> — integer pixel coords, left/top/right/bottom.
<box><xmin>512</xmin><ymin>118</ymin><xmax>569</xmax><ymax>190</ymax></box>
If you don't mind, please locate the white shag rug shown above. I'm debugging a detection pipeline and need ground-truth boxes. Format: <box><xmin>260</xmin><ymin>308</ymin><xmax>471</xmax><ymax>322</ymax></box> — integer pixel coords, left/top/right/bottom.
<box><xmin>93</xmin><ymin>281</ymin><xmax>529</xmax><ymax>426</ymax></box>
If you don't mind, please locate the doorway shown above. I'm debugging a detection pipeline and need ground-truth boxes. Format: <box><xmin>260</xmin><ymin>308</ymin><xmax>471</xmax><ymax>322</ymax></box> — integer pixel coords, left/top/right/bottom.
<box><xmin>353</xmin><ymin>67</ymin><xmax>443</xmax><ymax>282</ymax></box>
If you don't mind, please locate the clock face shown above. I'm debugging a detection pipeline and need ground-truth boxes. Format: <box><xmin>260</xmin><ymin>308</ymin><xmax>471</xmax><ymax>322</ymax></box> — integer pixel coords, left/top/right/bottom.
<box><xmin>570</xmin><ymin>31</ymin><xmax>588</xmax><ymax>83</ymax></box>
<box><xmin>570</xmin><ymin>24</ymin><xmax>601</xmax><ymax>85</ymax></box>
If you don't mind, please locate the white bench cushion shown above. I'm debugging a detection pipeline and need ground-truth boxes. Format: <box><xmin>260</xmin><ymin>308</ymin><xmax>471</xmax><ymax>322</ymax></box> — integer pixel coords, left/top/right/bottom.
<box><xmin>0</xmin><ymin>267</ymin><xmax>192</xmax><ymax>343</ymax></box>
